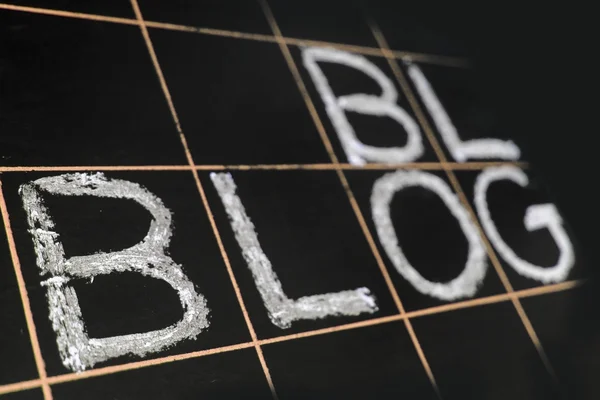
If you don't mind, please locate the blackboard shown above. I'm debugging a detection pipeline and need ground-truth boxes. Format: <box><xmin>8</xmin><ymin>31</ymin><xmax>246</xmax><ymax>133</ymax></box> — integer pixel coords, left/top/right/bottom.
<box><xmin>0</xmin><ymin>1</ymin><xmax>596</xmax><ymax>399</ymax></box>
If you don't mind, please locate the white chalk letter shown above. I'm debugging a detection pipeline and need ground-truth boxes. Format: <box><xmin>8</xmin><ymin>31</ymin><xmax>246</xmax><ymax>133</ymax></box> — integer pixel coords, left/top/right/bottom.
<box><xmin>210</xmin><ymin>172</ymin><xmax>377</xmax><ymax>329</ymax></box>
<box><xmin>20</xmin><ymin>173</ymin><xmax>209</xmax><ymax>372</ymax></box>
<box><xmin>302</xmin><ymin>47</ymin><xmax>423</xmax><ymax>165</ymax></box>
<box><xmin>407</xmin><ymin>63</ymin><xmax>520</xmax><ymax>162</ymax></box>
<box><xmin>371</xmin><ymin>170</ymin><xmax>487</xmax><ymax>300</ymax></box>
<box><xmin>474</xmin><ymin>166</ymin><xmax>574</xmax><ymax>283</ymax></box>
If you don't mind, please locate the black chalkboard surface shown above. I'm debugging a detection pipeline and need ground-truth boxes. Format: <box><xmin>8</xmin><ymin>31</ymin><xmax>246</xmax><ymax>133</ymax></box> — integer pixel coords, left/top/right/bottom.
<box><xmin>0</xmin><ymin>1</ymin><xmax>597</xmax><ymax>399</ymax></box>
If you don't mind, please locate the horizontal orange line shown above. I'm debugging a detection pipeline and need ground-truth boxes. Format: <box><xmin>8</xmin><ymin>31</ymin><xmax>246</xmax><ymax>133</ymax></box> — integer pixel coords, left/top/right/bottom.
<box><xmin>0</xmin><ymin>3</ymin><xmax>138</xmax><ymax>25</ymax></box>
<box><xmin>0</xmin><ymin>3</ymin><xmax>469</xmax><ymax>68</ymax></box>
<box><xmin>48</xmin><ymin>341</ymin><xmax>256</xmax><ymax>386</ymax></box>
<box><xmin>0</xmin><ymin>278</ymin><xmax>582</xmax><ymax>395</ymax></box>
<box><xmin>0</xmin><ymin>378</ymin><xmax>44</xmax><ymax>395</ymax></box>
<box><xmin>0</xmin><ymin>162</ymin><xmax>528</xmax><ymax>173</ymax></box>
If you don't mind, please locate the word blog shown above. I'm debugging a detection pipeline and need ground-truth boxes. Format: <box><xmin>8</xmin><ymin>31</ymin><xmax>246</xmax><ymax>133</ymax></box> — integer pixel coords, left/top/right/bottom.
<box><xmin>16</xmin><ymin>47</ymin><xmax>574</xmax><ymax>372</ymax></box>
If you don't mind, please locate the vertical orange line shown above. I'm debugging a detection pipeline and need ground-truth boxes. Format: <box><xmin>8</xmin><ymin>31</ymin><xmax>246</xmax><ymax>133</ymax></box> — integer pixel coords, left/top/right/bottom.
<box><xmin>369</xmin><ymin>22</ymin><xmax>557</xmax><ymax>381</ymax></box>
<box><xmin>0</xmin><ymin>180</ymin><xmax>53</xmax><ymax>399</ymax></box>
<box><xmin>128</xmin><ymin>0</ymin><xmax>278</xmax><ymax>397</ymax></box>
<box><xmin>258</xmin><ymin>0</ymin><xmax>441</xmax><ymax>397</ymax></box>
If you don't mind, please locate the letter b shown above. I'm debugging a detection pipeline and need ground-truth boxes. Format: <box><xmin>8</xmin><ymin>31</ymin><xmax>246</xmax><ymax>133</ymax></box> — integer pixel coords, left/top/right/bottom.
<box><xmin>20</xmin><ymin>173</ymin><xmax>209</xmax><ymax>372</ymax></box>
<box><xmin>302</xmin><ymin>47</ymin><xmax>424</xmax><ymax>166</ymax></box>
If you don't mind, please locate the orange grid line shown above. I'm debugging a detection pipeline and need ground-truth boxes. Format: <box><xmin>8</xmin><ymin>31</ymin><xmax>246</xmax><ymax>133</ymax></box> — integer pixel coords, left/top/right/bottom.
<box><xmin>0</xmin><ymin>3</ymin><xmax>139</xmax><ymax>25</ymax></box>
<box><xmin>0</xmin><ymin>181</ymin><xmax>53</xmax><ymax>399</ymax></box>
<box><xmin>0</xmin><ymin>378</ymin><xmax>46</xmax><ymax>396</ymax></box>
<box><xmin>128</xmin><ymin>0</ymin><xmax>278</xmax><ymax>398</ymax></box>
<box><xmin>369</xmin><ymin>21</ymin><xmax>559</xmax><ymax>382</ymax></box>
<box><xmin>0</xmin><ymin>279</ymin><xmax>582</xmax><ymax>396</ymax></box>
<box><xmin>0</xmin><ymin>3</ymin><xmax>469</xmax><ymax>68</ymax></box>
<box><xmin>0</xmin><ymin>161</ymin><xmax>527</xmax><ymax>173</ymax></box>
<box><xmin>46</xmin><ymin>342</ymin><xmax>256</xmax><ymax>386</ymax></box>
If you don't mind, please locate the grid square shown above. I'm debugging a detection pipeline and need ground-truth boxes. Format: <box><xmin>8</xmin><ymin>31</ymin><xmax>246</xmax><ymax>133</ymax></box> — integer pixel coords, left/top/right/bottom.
<box><xmin>51</xmin><ymin>348</ymin><xmax>273</xmax><ymax>399</ymax></box>
<box><xmin>267</xmin><ymin>0</ymin><xmax>377</xmax><ymax>47</ymax></box>
<box><xmin>405</xmin><ymin>63</ymin><xmax>526</xmax><ymax>162</ymax></box>
<box><xmin>202</xmin><ymin>170</ymin><xmax>398</xmax><ymax>339</ymax></box>
<box><xmin>0</xmin><ymin>388</ymin><xmax>44</xmax><ymax>400</ymax></box>
<box><xmin>290</xmin><ymin>46</ymin><xmax>439</xmax><ymax>164</ymax></box>
<box><xmin>346</xmin><ymin>169</ymin><xmax>506</xmax><ymax>311</ymax></box>
<box><xmin>148</xmin><ymin>28</ymin><xmax>332</xmax><ymax>165</ymax></box>
<box><xmin>455</xmin><ymin>170</ymin><xmax>585</xmax><ymax>290</ymax></box>
<box><xmin>366</xmin><ymin>1</ymin><xmax>471</xmax><ymax>57</ymax></box>
<box><xmin>0</xmin><ymin>11</ymin><xmax>187</xmax><ymax>166</ymax></box>
<box><xmin>0</xmin><ymin>0</ymin><xmax>135</xmax><ymax>17</ymax></box>
<box><xmin>137</xmin><ymin>0</ymin><xmax>271</xmax><ymax>34</ymax></box>
<box><xmin>262</xmin><ymin>321</ymin><xmax>438</xmax><ymax>399</ymax></box>
<box><xmin>522</xmin><ymin>287</ymin><xmax>600</xmax><ymax>399</ymax></box>
<box><xmin>411</xmin><ymin>302</ymin><xmax>556</xmax><ymax>400</ymax></box>
<box><xmin>0</xmin><ymin>212</ymin><xmax>39</xmax><ymax>385</ymax></box>
<box><xmin>1</xmin><ymin>171</ymin><xmax>251</xmax><ymax>376</ymax></box>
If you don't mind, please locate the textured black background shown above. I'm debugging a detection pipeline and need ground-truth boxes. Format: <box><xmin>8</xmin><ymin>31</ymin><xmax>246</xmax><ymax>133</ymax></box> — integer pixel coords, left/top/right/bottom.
<box><xmin>0</xmin><ymin>0</ymin><xmax>596</xmax><ymax>399</ymax></box>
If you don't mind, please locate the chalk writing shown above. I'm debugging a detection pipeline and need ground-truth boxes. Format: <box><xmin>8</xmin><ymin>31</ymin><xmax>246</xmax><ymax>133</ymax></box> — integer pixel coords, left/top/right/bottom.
<box><xmin>303</xmin><ymin>47</ymin><xmax>423</xmax><ymax>165</ymax></box>
<box><xmin>371</xmin><ymin>170</ymin><xmax>487</xmax><ymax>300</ymax></box>
<box><xmin>474</xmin><ymin>166</ymin><xmax>574</xmax><ymax>282</ymax></box>
<box><xmin>20</xmin><ymin>173</ymin><xmax>209</xmax><ymax>371</ymax></box>
<box><xmin>210</xmin><ymin>172</ymin><xmax>378</xmax><ymax>329</ymax></box>
<box><xmin>407</xmin><ymin>62</ymin><xmax>520</xmax><ymax>162</ymax></box>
